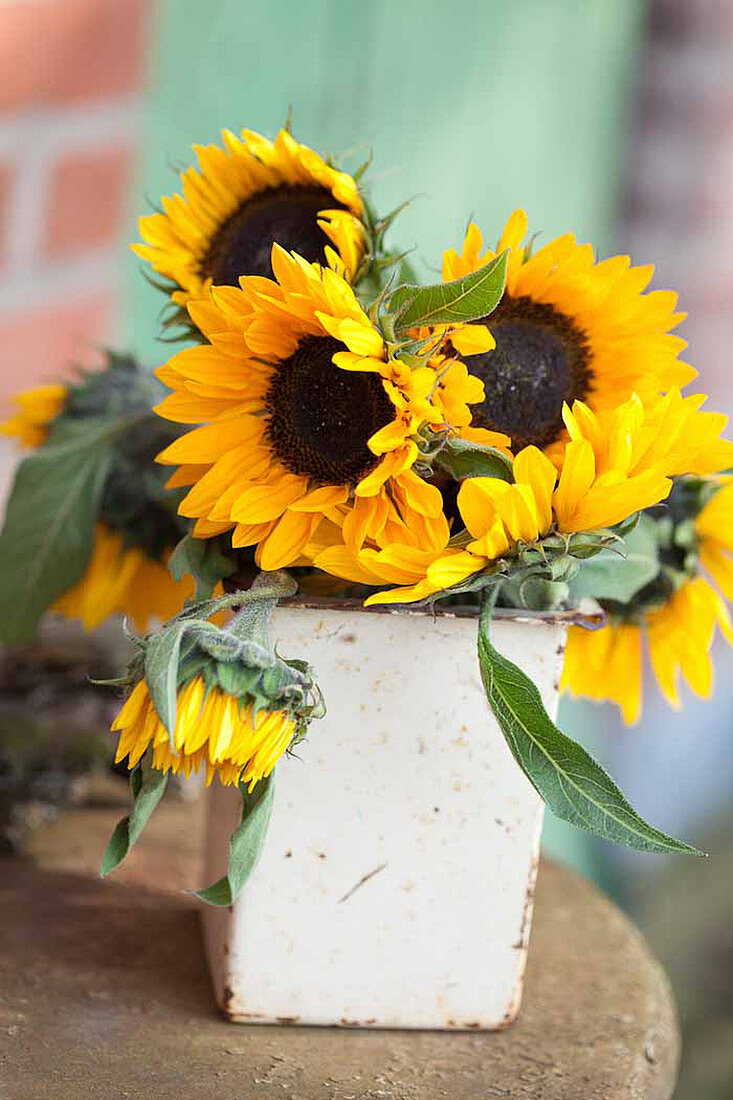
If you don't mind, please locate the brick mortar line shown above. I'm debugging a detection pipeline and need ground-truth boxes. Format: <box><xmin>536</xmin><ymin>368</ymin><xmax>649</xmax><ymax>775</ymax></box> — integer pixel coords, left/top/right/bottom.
<box><xmin>0</xmin><ymin>246</ymin><xmax>120</xmax><ymax>315</ymax></box>
<box><xmin>0</xmin><ymin>94</ymin><xmax>140</xmax><ymax>155</ymax></box>
<box><xmin>1</xmin><ymin>95</ymin><xmax>140</xmax><ymax>277</ymax></box>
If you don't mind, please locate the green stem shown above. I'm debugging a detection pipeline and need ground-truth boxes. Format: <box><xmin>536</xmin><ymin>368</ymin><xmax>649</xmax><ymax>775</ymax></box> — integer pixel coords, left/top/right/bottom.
<box><xmin>227</xmin><ymin>571</ymin><xmax>298</xmax><ymax>647</ymax></box>
<box><xmin>479</xmin><ymin>584</ymin><xmax>501</xmax><ymax>636</ymax></box>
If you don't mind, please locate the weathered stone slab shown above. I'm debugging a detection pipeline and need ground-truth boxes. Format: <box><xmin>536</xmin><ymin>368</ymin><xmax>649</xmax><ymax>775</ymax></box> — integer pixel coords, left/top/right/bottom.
<box><xmin>0</xmin><ymin>789</ymin><xmax>679</xmax><ymax>1099</ymax></box>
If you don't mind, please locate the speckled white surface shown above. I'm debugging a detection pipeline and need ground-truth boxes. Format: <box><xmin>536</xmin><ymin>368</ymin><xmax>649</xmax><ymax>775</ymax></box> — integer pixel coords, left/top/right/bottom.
<box><xmin>202</xmin><ymin>607</ymin><xmax>566</xmax><ymax>1030</ymax></box>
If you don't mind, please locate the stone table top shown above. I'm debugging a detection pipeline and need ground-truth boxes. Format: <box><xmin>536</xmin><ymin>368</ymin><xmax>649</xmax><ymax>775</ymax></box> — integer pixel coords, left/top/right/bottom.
<box><xmin>0</xmin><ymin>780</ymin><xmax>680</xmax><ymax>1100</ymax></box>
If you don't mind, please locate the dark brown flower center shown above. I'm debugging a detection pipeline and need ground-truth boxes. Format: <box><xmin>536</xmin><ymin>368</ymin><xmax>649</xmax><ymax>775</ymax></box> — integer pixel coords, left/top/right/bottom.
<box><xmin>459</xmin><ymin>295</ymin><xmax>592</xmax><ymax>451</ymax></box>
<box><xmin>200</xmin><ymin>185</ymin><xmax>348</xmax><ymax>285</ymax></box>
<box><xmin>264</xmin><ymin>336</ymin><xmax>393</xmax><ymax>486</ymax></box>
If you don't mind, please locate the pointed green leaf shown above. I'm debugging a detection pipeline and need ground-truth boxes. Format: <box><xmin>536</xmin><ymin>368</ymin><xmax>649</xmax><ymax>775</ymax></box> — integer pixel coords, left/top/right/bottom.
<box><xmin>0</xmin><ymin>416</ymin><xmax>122</xmax><ymax>642</ymax></box>
<box><xmin>195</xmin><ymin>775</ymin><xmax>275</xmax><ymax>906</ymax></box>
<box><xmin>100</xmin><ymin>753</ymin><xmax>168</xmax><ymax>876</ymax></box>
<box><xmin>391</xmin><ymin>250</ymin><xmax>507</xmax><ymax>333</ymax></box>
<box><xmin>434</xmin><ymin>437</ymin><xmax>513</xmax><ymax>482</ymax></box>
<box><xmin>143</xmin><ymin>620</ymin><xmax>205</xmax><ymax>743</ymax></box>
<box><xmin>477</xmin><ymin>599</ymin><xmax>702</xmax><ymax>855</ymax></box>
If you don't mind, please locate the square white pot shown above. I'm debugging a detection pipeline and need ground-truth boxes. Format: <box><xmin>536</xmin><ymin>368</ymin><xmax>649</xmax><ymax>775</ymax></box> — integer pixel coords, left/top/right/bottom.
<box><xmin>202</xmin><ymin>604</ymin><xmax>566</xmax><ymax>1030</ymax></box>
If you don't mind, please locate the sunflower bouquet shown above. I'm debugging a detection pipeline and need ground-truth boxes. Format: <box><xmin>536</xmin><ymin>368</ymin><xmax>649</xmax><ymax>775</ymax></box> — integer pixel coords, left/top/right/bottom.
<box><xmin>2</xmin><ymin>123</ymin><xmax>733</xmax><ymax>907</ymax></box>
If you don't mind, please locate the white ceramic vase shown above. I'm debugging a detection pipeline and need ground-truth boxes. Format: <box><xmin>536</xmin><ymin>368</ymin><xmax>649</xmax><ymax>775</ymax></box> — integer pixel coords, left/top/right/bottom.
<box><xmin>202</xmin><ymin>603</ymin><xmax>567</xmax><ymax>1030</ymax></box>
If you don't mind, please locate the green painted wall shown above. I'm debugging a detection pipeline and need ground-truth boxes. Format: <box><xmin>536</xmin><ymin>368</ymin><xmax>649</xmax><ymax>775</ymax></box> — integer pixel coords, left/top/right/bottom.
<box><xmin>123</xmin><ymin>0</ymin><xmax>644</xmax><ymax>366</ymax></box>
<box><xmin>123</xmin><ymin>0</ymin><xmax>646</xmax><ymax>883</ymax></box>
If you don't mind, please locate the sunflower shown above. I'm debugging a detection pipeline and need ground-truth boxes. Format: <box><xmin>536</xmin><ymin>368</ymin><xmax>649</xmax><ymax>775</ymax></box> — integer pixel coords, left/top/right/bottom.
<box><xmin>155</xmin><ymin>247</ymin><xmax>482</xmax><ymax>569</ymax></box>
<box><xmin>133</xmin><ymin>127</ymin><xmax>366</xmax><ymax>316</ymax></box>
<box><xmin>562</xmin><ymin>580</ymin><xmax>733</xmax><ymax>725</ymax></box>
<box><xmin>1</xmin><ymin>383</ymin><xmax>68</xmax><ymax>447</ymax></box>
<box><xmin>53</xmin><ymin>523</ymin><xmax>194</xmax><ymax>633</ymax></box>
<box><xmin>562</xmin><ymin>478</ymin><xmax>733</xmax><ymax>723</ymax></box>
<box><xmin>112</xmin><ymin>676</ymin><xmax>295</xmax><ymax>789</ymax></box>
<box><xmin>314</xmin><ymin>385</ymin><xmax>733</xmax><ymax>602</ymax></box>
<box><xmin>315</xmin><ymin>391</ymin><xmax>683</xmax><ymax>603</ymax></box>
<box><xmin>441</xmin><ymin>210</ymin><xmax>695</xmax><ymax>454</ymax></box>
<box><xmin>2</xmin><ymin>375</ymin><xmax>196</xmax><ymax>633</ymax></box>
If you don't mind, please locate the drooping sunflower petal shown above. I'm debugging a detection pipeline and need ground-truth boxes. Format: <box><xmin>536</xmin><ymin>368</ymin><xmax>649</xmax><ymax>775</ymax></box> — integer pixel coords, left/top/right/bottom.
<box><xmin>561</xmin><ymin>622</ymin><xmax>642</xmax><ymax>725</ymax></box>
<box><xmin>53</xmin><ymin>525</ymin><xmax>195</xmax><ymax>632</ymax></box>
<box><xmin>113</xmin><ymin>677</ymin><xmax>296</xmax><ymax>790</ymax></box>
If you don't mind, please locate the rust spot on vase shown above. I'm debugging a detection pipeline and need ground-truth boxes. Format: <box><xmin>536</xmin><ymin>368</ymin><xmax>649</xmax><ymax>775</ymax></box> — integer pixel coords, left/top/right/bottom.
<box><xmin>512</xmin><ymin>853</ymin><xmax>539</xmax><ymax>950</ymax></box>
<box><xmin>497</xmin><ymin>1005</ymin><xmax>520</xmax><ymax>1030</ymax></box>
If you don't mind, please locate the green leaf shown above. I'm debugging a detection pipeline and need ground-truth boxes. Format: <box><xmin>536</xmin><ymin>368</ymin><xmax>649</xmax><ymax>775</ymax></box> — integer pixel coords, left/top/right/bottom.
<box><xmin>100</xmin><ymin>753</ymin><xmax>168</xmax><ymax>876</ymax></box>
<box><xmin>195</xmin><ymin>775</ymin><xmax>275</xmax><ymax>905</ymax></box>
<box><xmin>477</xmin><ymin>597</ymin><xmax>702</xmax><ymax>855</ymax></box>
<box><xmin>568</xmin><ymin>514</ymin><xmax>660</xmax><ymax>604</ymax></box>
<box><xmin>434</xmin><ymin>437</ymin><xmax>513</xmax><ymax>482</ymax></box>
<box><xmin>143</xmin><ymin>620</ymin><xmax>202</xmax><ymax>744</ymax></box>
<box><xmin>168</xmin><ymin>532</ymin><xmax>236</xmax><ymax>600</ymax></box>
<box><xmin>391</xmin><ymin>251</ymin><xmax>508</xmax><ymax>333</ymax></box>
<box><xmin>0</xmin><ymin>416</ymin><xmax>122</xmax><ymax>642</ymax></box>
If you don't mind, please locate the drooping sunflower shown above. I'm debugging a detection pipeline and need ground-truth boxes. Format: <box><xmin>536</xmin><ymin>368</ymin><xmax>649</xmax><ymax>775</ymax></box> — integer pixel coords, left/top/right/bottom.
<box><xmin>2</xmin><ymin>376</ymin><xmax>195</xmax><ymax>633</ymax></box>
<box><xmin>133</xmin><ymin>127</ymin><xmax>367</xmax><ymax>318</ymax></box>
<box><xmin>113</xmin><ymin>677</ymin><xmax>295</xmax><ymax>789</ymax></box>
<box><xmin>155</xmin><ymin>247</ymin><xmax>487</xmax><ymax>569</ymax></box>
<box><xmin>562</xmin><ymin>478</ymin><xmax>733</xmax><ymax>724</ymax></box>
<box><xmin>441</xmin><ymin>210</ymin><xmax>696</xmax><ymax>454</ymax></box>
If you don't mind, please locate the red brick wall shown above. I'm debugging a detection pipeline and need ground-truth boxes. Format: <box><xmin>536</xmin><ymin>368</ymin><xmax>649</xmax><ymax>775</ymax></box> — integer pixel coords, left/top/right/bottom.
<box><xmin>0</xmin><ymin>0</ymin><xmax>151</xmax><ymax>410</ymax></box>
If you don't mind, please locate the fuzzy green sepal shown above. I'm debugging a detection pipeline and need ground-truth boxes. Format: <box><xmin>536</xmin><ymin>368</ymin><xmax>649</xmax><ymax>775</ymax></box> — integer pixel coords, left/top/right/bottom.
<box><xmin>116</xmin><ymin>572</ymin><xmax>324</xmax><ymax>750</ymax></box>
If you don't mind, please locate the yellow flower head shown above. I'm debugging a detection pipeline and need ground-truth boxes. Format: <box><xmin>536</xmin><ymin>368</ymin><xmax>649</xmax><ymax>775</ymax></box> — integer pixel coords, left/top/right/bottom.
<box><xmin>54</xmin><ymin>524</ymin><xmax>195</xmax><ymax>633</ymax></box>
<box><xmin>1</xmin><ymin>366</ymin><xmax>201</xmax><ymax>635</ymax></box>
<box><xmin>647</xmin><ymin>579</ymin><xmax>733</xmax><ymax>709</ymax></box>
<box><xmin>2</xmin><ymin>383</ymin><xmax>67</xmax><ymax>447</ymax></box>
<box><xmin>562</xmin><ymin>579</ymin><xmax>733</xmax><ymax>725</ymax></box>
<box><xmin>562</xmin><ymin>474</ymin><xmax>733</xmax><ymax>724</ymax></box>
<box><xmin>316</xmin><ymin>389</ymin><xmax>693</xmax><ymax>604</ymax></box>
<box><xmin>155</xmin><ymin>248</ymin><xmax>481</xmax><ymax>569</ymax></box>
<box><xmin>113</xmin><ymin>676</ymin><xmax>296</xmax><ymax>790</ymax></box>
<box><xmin>133</xmin><ymin>127</ymin><xmax>366</xmax><ymax>313</ymax></box>
<box><xmin>442</xmin><ymin>210</ymin><xmax>695</xmax><ymax>454</ymax></box>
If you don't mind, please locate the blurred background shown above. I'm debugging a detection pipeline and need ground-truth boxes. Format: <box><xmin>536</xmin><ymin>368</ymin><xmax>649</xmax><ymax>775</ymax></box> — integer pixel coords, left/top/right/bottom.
<box><xmin>0</xmin><ymin>1</ymin><xmax>731</xmax><ymax>1095</ymax></box>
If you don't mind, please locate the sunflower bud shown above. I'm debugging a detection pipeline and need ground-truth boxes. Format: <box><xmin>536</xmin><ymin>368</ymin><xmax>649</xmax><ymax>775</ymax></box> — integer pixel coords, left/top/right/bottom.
<box><xmin>102</xmin><ymin>573</ymin><xmax>324</xmax><ymax>895</ymax></box>
<box><xmin>0</xmin><ymin>352</ymin><xmax>195</xmax><ymax>642</ymax></box>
